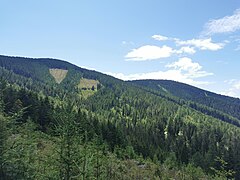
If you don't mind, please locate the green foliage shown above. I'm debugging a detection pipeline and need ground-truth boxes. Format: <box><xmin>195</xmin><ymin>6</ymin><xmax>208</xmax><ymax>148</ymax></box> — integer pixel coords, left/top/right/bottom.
<box><xmin>0</xmin><ymin>55</ymin><xmax>239</xmax><ymax>179</ymax></box>
<box><xmin>0</xmin><ymin>114</ymin><xmax>8</xmax><ymax>178</ymax></box>
<box><xmin>133</xmin><ymin>79</ymin><xmax>240</xmax><ymax>123</ymax></box>
<box><xmin>211</xmin><ymin>156</ymin><xmax>235</xmax><ymax>179</ymax></box>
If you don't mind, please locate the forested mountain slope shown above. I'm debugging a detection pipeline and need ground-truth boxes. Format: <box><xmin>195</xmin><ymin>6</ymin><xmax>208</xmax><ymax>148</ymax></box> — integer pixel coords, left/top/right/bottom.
<box><xmin>132</xmin><ymin>80</ymin><xmax>240</xmax><ymax>120</ymax></box>
<box><xmin>0</xmin><ymin>55</ymin><xmax>240</xmax><ymax>179</ymax></box>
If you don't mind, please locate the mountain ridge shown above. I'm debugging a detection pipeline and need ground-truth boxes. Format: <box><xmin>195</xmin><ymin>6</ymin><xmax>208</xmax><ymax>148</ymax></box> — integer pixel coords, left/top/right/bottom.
<box><xmin>1</xmin><ymin>54</ymin><xmax>238</xmax><ymax>99</ymax></box>
<box><xmin>131</xmin><ymin>79</ymin><xmax>240</xmax><ymax>121</ymax></box>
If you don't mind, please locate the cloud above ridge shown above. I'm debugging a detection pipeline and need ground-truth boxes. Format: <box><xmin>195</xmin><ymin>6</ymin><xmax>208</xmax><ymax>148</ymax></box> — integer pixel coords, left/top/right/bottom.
<box><xmin>125</xmin><ymin>45</ymin><xmax>174</xmax><ymax>61</ymax></box>
<box><xmin>152</xmin><ymin>35</ymin><xmax>169</xmax><ymax>41</ymax></box>
<box><xmin>175</xmin><ymin>38</ymin><xmax>224</xmax><ymax>51</ymax></box>
<box><xmin>107</xmin><ymin>57</ymin><xmax>213</xmax><ymax>86</ymax></box>
<box><xmin>125</xmin><ymin>34</ymin><xmax>225</xmax><ymax>61</ymax></box>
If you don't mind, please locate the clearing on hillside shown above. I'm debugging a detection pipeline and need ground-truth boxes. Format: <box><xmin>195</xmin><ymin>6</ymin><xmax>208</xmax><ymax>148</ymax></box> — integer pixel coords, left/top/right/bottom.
<box><xmin>78</xmin><ymin>78</ymin><xmax>100</xmax><ymax>98</ymax></box>
<box><xmin>49</xmin><ymin>68</ymin><xmax>68</xmax><ymax>84</ymax></box>
<box><xmin>78</xmin><ymin>78</ymin><xmax>99</xmax><ymax>90</ymax></box>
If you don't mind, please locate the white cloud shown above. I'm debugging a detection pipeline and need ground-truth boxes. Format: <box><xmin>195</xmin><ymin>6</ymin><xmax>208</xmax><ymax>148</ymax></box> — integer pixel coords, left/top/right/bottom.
<box><xmin>223</xmin><ymin>92</ymin><xmax>237</xmax><ymax>97</ymax></box>
<box><xmin>107</xmin><ymin>70</ymin><xmax>190</xmax><ymax>82</ymax></box>
<box><xmin>175</xmin><ymin>46</ymin><xmax>196</xmax><ymax>54</ymax></box>
<box><xmin>125</xmin><ymin>44</ymin><xmax>197</xmax><ymax>62</ymax></box>
<box><xmin>224</xmin><ymin>79</ymin><xmax>237</xmax><ymax>84</ymax></box>
<box><xmin>203</xmin><ymin>9</ymin><xmax>240</xmax><ymax>36</ymax></box>
<box><xmin>125</xmin><ymin>45</ymin><xmax>174</xmax><ymax>61</ymax></box>
<box><xmin>166</xmin><ymin>57</ymin><xmax>213</xmax><ymax>78</ymax></box>
<box><xmin>124</xmin><ymin>35</ymin><xmax>224</xmax><ymax>61</ymax></box>
<box><xmin>233</xmin><ymin>81</ymin><xmax>240</xmax><ymax>89</ymax></box>
<box><xmin>80</xmin><ymin>66</ymin><xmax>97</xmax><ymax>71</ymax></box>
<box><xmin>175</xmin><ymin>38</ymin><xmax>224</xmax><ymax>51</ymax></box>
<box><xmin>152</xmin><ymin>35</ymin><xmax>169</xmax><ymax>41</ymax></box>
<box><xmin>106</xmin><ymin>57</ymin><xmax>213</xmax><ymax>86</ymax></box>
<box><xmin>166</xmin><ymin>57</ymin><xmax>201</xmax><ymax>72</ymax></box>
<box><xmin>106</xmin><ymin>70</ymin><xmax>211</xmax><ymax>86</ymax></box>
<box><xmin>221</xmin><ymin>80</ymin><xmax>240</xmax><ymax>98</ymax></box>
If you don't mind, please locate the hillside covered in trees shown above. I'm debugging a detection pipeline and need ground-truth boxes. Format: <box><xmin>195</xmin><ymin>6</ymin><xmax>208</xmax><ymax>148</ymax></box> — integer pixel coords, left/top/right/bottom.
<box><xmin>0</xmin><ymin>55</ymin><xmax>240</xmax><ymax>179</ymax></box>
<box><xmin>132</xmin><ymin>80</ymin><xmax>240</xmax><ymax>121</ymax></box>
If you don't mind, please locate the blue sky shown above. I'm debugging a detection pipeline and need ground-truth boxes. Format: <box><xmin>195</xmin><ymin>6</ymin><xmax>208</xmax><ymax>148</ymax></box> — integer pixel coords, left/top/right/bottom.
<box><xmin>1</xmin><ymin>0</ymin><xmax>240</xmax><ymax>97</ymax></box>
